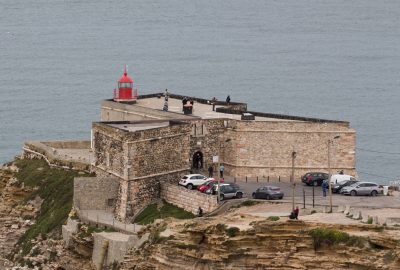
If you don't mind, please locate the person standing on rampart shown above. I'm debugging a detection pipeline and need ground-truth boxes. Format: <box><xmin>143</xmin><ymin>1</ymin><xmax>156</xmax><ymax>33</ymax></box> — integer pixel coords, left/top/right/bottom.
<box><xmin>322</xmin><ymin>181</ymin><xmax>328</xmax><ymax>197</ymax></box>
<box><xmin>219</xmin><ymin>164</ymin><xmax>225</xmax><ymax>178</ymax></box>
<box><xmin>208</xmin><ymin>165</ymin><xmax>214</xmax><ymax>178</ymax></box>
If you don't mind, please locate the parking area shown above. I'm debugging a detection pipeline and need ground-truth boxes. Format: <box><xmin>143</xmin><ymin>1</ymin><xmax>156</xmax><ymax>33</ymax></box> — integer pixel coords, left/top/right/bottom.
<box><xmin>182</xmin><ymin>174</ymin><xmax>399</xmax><ymax>209</ymax></box>
<box><xmin>225</xmin><ymin>177</ymin><xmax>400</xmax><ymax>209</ymax></box>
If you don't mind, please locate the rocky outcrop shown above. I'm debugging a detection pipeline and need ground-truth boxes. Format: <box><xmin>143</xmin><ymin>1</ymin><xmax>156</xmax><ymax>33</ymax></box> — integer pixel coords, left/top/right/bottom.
<box><xmin>0</xmin><ymin>161</ymin><xmax>93</xmax><ymax>270</ymax></box>
<box><xmin>121</xmin><ymin>218</ymin><xmax>400</xmax><ymax>270</ymax></box>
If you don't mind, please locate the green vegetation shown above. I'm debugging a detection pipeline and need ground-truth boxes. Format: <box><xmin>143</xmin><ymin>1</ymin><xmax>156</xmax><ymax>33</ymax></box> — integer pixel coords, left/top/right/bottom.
<box><xmin>310</xmin><ymin>210</ymin><xmax>317</xmax><ymax>214</ymax></box>
<box><xmin>214</xmin><ymin>223</ymin><xmax>240</xmax><ymax>237</ymax></box>
<box><xmin>226</xmin><ymin>226</ymin><xmax>240</xmax><ymax>237</ymax></box>
<box><xmin>267</xmin><ymin>216</ymin><xmax>280</xmax><ymax>221</ymax></box>
<box><xmin>216</xmin><ymin>223</ymin><xmax>228</xmax><ymax>231</ymax></box>
<box><xmin>308</xmin><ymin>228</ymin><xmax>366</xmax><ymax>250</ymax></box>
<box><xmin>78</xmin><ymin>225</ymin><xmax>115</xmax><ymax>238</ymax></box>
<box><xmin>134</xmin><ymin>201</ymin><xmax>195</xmax><ymax>225</ymax></box>
<box><xmin>14</xmin><ymin>159</ymin><xmax>90</xmax><ymax>255</ymax></box>
<box><xmin>239</xmin><ymin>200</ymin><xmax>260</xmax><ymax>207</ymax></box>
<box><xmin>231</xmin><ymin>200</ymin><xmax>261</xmax><ymax>209</ymax></box>
<box><xmin>367</xmin><ymin>217</ymin><xmax>373</xmax><ymax>224</ymax></box>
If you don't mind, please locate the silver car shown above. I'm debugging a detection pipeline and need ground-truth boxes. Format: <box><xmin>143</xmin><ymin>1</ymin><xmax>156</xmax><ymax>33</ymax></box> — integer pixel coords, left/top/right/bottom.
<box><xmin>340</xmin><ymin>181</ymin><xmax>383</xmax><ymax>196</ymax></box>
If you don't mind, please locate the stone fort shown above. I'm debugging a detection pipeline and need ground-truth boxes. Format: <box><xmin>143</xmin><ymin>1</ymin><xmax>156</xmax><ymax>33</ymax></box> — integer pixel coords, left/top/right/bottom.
<box><xmin>88</xmin><ymin>69</ymin><xmax>355</xmax><ymax>220</ymax></box>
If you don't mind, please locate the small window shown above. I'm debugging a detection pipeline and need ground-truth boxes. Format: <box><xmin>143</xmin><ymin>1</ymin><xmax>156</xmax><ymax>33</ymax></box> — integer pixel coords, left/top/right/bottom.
<box><xmin>107</xmin><ymin>198</ymin><xmax>115</xmax><ymax>207</ymax></box>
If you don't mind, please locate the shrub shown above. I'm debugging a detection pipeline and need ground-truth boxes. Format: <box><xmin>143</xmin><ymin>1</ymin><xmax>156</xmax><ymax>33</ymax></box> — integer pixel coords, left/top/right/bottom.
<box><xmin>216</xmin><ymin>223</ymin><xmax>228</xmax><ymax>231</ymax></box>
<box><xmin>226</xmin><ymin>227</ymin><xmax>240</xmax><ymax>237</ymax></box>
<box><xmin>267</xmin><ymin>216</ymin><xmax>280</xmax><ymax>221</ymax></box>
<box><xmin>367</xmin><ymin>217</ymin><xmax>373</xmax><ymax>224</ymax></box>
<box><xmin>311</xmin><ymin>210</ymin><xmax>317</xmax><ymax>214</ymax></box>
<box><xmin>240</xmin><ymin>200</ymin><xmax>260</xmax><ymax>207</ymax></box>
<box><xmin>308</xmin><ymin>228</ymin><xmax>366</xmax><ymax>250</ymax></box>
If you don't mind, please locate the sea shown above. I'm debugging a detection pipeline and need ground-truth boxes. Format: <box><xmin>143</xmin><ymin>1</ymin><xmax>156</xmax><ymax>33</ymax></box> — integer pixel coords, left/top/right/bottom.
<box><xmin>0</xmin><ymin>0</ymin><xmax>399</xmax><ymax>184</ymax></box>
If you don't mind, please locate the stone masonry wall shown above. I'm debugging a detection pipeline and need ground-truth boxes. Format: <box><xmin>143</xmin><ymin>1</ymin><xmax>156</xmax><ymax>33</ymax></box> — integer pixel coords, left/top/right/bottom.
<box><xmin>160</xmin><ymin>183</ymin><xmax>219</xmax><ymax>214</ymax></box>
<box><xmin>92</xmin><ymin>121</ymin><xmax>191</xmax><ymax>180</ymax></box>
<box><xmin>188</xmin><ymin>118</ymin><xmax>228</xmax><ymax>173</ymax></box>
<box><xmin>74</xmin><ymin>177</ymin><xmax>119</xmax><ymax>212</ymax></box>
<box><xmin>124</xmin><ymin>171</ymin><xmax>189</xmax><ymax>218</ymax></box>
<box><xmin>101</xmin><ymin>100</ymin><xmax>195</xmax><ymax>122</ymax></box>
<box><xmin>223</xmin><ymin>120</ymin><xmax>356</xmax><ymax>179</ymax></box>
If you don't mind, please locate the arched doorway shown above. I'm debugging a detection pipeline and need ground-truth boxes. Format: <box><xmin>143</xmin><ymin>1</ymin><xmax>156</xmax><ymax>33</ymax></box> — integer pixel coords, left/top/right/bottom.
<box><xmin>192</xmin><ymin>151</ymin><xmax>203</xmax><ymax>170</ymax></box>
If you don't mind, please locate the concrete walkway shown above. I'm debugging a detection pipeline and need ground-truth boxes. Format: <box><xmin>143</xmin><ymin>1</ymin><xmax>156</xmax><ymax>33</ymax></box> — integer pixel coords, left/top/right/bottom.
<box><xmin>78</xmin><ymin>210</ymin><xmax>142</xmax><ymax>234</ymax></box>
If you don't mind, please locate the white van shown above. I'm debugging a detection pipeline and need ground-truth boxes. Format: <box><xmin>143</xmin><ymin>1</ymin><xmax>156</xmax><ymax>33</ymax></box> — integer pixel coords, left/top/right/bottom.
<box><xmin>330</xmin><ymin>174</ymin><xmax>357</xmax><ymax>184</ymax></box>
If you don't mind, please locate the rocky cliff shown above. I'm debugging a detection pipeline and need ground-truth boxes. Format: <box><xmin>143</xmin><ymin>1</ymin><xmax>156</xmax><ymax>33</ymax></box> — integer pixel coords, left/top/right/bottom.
<box><xmin>121</xmin><ymin>217</ymin><xmax>400</xmax><ymax>270</ymax></box>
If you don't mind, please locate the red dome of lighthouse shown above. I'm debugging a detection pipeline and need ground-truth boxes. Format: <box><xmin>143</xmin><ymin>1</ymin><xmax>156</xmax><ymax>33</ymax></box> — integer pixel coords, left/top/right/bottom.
<box><xmin>113</xmin><ymin>66</ymin><xmax>137</xmax><ymax>101</ymax></box>
<box><xmin>118</xmin><ymin>68</ymin><xmax>133</xmax><ymax>83</ymax></box>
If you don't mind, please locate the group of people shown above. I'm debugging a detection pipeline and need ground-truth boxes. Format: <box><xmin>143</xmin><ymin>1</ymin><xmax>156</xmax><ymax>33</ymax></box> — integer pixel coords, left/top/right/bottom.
<box><xmin>207</xmin><ymin>164</ymin><xmax>225</xmax><ymax>178</ymax></box>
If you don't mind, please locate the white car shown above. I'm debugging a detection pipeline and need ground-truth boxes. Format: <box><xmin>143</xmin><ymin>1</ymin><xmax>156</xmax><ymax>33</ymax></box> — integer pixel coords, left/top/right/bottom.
<box><xmin>179</xmin><ymin>174</ymin><xmax>210</xmax><ymax>190</ymax></box>
<box><xmin>330</xmin><ymin>174</ymin><xmax>357</xmax><ymax>184</ymax></box>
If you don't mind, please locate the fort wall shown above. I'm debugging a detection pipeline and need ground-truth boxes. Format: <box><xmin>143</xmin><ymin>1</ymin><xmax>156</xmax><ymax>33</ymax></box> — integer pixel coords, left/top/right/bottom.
<box><xmin>223</xmin><ymin>120</ymin><xmax>356</xmax><ymax>178</ymax></box>
<box><xmin>92</xmin><ymin>121</ymin><xmax>191</xmax><ymax>180</ymax></box>
<box><xmin>74</xmin><ymin>177</ymin><xmax>119</xmax><ymax>212</ymax></box>
<box><xmin>160</xmin><ymin>183</ymin><xmax>219</xmax><ymax>214</ymax></box>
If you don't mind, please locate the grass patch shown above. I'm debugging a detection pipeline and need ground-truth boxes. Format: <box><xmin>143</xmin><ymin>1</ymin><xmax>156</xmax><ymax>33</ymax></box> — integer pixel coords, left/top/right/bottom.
<box><xmin>78</xmin><ymin>225</ymin><xmax>116</xmax><ymax>238</ymax></box>
<box><xmin>309</xmin><ymin>228</ymin><xmax>366</xmax><ymax>250</ymax></box>
<box><xmin>226</xmin><ymin>227</ymin><xmax>240</xmax><ymax>237</ymax></box>
<box><xmin>267</xmin><ymin>216</ymin><xmax>280</xmax><ymax>221</ymax></box>
<box><xmin>14</xmin><ymin>159</ymin><xmax>90</xmax><ymax>255</ymax></box>
<box><xmin>134</xmin><ymin>201</ymin><xmax>194</xmax><ymax>225</ymax></box>
<box><xmin>231</xmin><ymin>200</ymin><xmax>260</xmax><ymax>209</ymax></box>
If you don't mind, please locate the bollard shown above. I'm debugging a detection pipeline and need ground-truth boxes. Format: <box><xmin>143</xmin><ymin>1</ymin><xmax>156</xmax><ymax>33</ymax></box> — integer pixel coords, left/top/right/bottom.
<box><xmin>246</xmin><ymin>176</ymin><xmax>248</xmax><ymax>183</ymax></box>
<box><xmin>279</xmin><ymin>176</ymin><xmax>280</xmax><ymax>182</ymax></box>
<box><xmin>267</xmin><ymin>176</ymin><xmax>270</xmax><ymax>182</ymax></box>
<box><xmin>234</xmin><ymin>177</ymin><xmax>236</xmax><ymax>183</ymax></box>
<box><xmin>313</xmin><ymin>185</ymin><xmax>314</xmax><ymax>208</ymax></box>
<box><xmin>257</xmin><ymin>176</ymin><xmax>259</xmax><ymax>183</ymax></box>
<box><xmin>303</xmin><ymin>189</ymin><xmax>306</xmax><ymax>209</ymax></box>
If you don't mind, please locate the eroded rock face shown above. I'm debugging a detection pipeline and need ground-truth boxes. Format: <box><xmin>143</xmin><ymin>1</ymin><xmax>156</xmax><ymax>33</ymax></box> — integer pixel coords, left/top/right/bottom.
<box><xmin>121</xmin><ymin>219</ymin><xmax>400</xmax><ymax>270</ymax></box>
<box><xmin>0</xmin><ymin>163</ymin><xmax>93</xmax><ymax>270</ymax></box>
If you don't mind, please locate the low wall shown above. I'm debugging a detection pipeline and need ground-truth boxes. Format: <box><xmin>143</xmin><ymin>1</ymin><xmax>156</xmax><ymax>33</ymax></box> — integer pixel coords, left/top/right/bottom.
<box><xmin>22</xmin><ymin>140</ymin><xmax>91</xmax><ymax>171</ymax></box>
<box><xmin>160</xmin><ymin>183</ymin><xmax>218</xmax><ymax>214</ymax></box>
<box><xmin>92</xmin><ymin>232</ymin><xmax>149</xmax><ymax>270</ymax></box>
<box><xmin>44</xmin><ymin>140</ymin><xmax>91</xmax><ymax>149</ymax></box>
<box><xmin>74</xmin><ymin>177</ymin><xmax>119</xmax><ymax>211</ymax></box>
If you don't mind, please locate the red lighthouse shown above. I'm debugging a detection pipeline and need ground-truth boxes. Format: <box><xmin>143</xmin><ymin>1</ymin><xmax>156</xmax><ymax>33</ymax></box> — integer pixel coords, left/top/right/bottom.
<box><xmin>113</xmin><ymin>66</ymin><xmax>138</xmax><ymax>101</ymax></box>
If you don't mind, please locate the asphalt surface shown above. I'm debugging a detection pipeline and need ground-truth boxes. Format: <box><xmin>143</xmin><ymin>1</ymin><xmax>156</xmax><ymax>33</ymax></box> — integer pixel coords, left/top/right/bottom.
<box><xmin>214</xmin><ymin>177</ymin><xmax>400</xmax><ymax>209</ymax></box>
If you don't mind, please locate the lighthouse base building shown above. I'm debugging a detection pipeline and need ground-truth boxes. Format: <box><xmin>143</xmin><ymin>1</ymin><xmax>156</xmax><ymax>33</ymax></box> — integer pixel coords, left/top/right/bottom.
<box><xmin>89</xmin><ymin>70</ymin><xmax>356</xmax><ymax>219</ymax></box>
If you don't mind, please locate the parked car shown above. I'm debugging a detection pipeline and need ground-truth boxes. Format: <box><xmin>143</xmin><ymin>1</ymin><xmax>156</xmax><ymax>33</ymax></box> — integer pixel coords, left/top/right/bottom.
<box><xmin>179</xmin><ymin>174</ymin><xmax>210</xmax><ymax>190</ymax></box>
<box><xmin>329</xmin><ymin>174</ymin><xmax>357</xmax><ymax>184</ymax></box>
<box><xmin>205</xmin><ymin>183</ymin><xmax>243</xmax><ymax>200</ymax></box>
<box><xmin>340</xmin><ymin>182</ymin><xmax>383</xmax><ymax>196</ymax></box>
<box><xmin>197</xmin><ymin>179</ymin><xmax>224</xmax><ymax>193</ymax></box>
<box><xmin>332</xmin><ymin>179</ymin><xmax>359</xmax><ymax>193</ymax></box>
<box><xmin>252</xmin><ymin>186</ymin><xmax>284</xmax><ymax>200</ymax></box>
<box><xmin>301</xmin><ymin>172</ymin><xmax>329</xmax><ymax>186</ymax></box>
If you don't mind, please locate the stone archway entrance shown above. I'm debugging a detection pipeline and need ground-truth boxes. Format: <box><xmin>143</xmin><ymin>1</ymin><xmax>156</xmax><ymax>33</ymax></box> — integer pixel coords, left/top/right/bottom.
<box><xmin>192</xmin><ymin>151</ymin><xmax>203</xmax><ymax>170</ymax></box>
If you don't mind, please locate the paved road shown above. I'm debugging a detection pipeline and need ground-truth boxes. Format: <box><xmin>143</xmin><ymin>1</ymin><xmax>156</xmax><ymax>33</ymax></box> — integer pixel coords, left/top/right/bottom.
<box><xmin>220</xmin><ymin>176</ymin><xmax>400</xmax><ymax>209</ymax></box>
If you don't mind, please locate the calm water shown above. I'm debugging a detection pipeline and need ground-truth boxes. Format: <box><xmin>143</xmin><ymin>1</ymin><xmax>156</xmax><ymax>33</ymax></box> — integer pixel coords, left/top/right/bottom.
<box><xmin>1</xmin><ymin>0</ymin><xmax>399</xmax><ymax>183</ymax></box>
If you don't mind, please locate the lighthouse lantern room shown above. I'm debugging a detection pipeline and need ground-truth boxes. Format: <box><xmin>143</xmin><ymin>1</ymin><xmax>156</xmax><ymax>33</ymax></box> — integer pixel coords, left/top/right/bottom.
<box><xmin>113</xmin><ymin>66</ymin><xmax>138</xmax><ymax>102</ymax></box>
